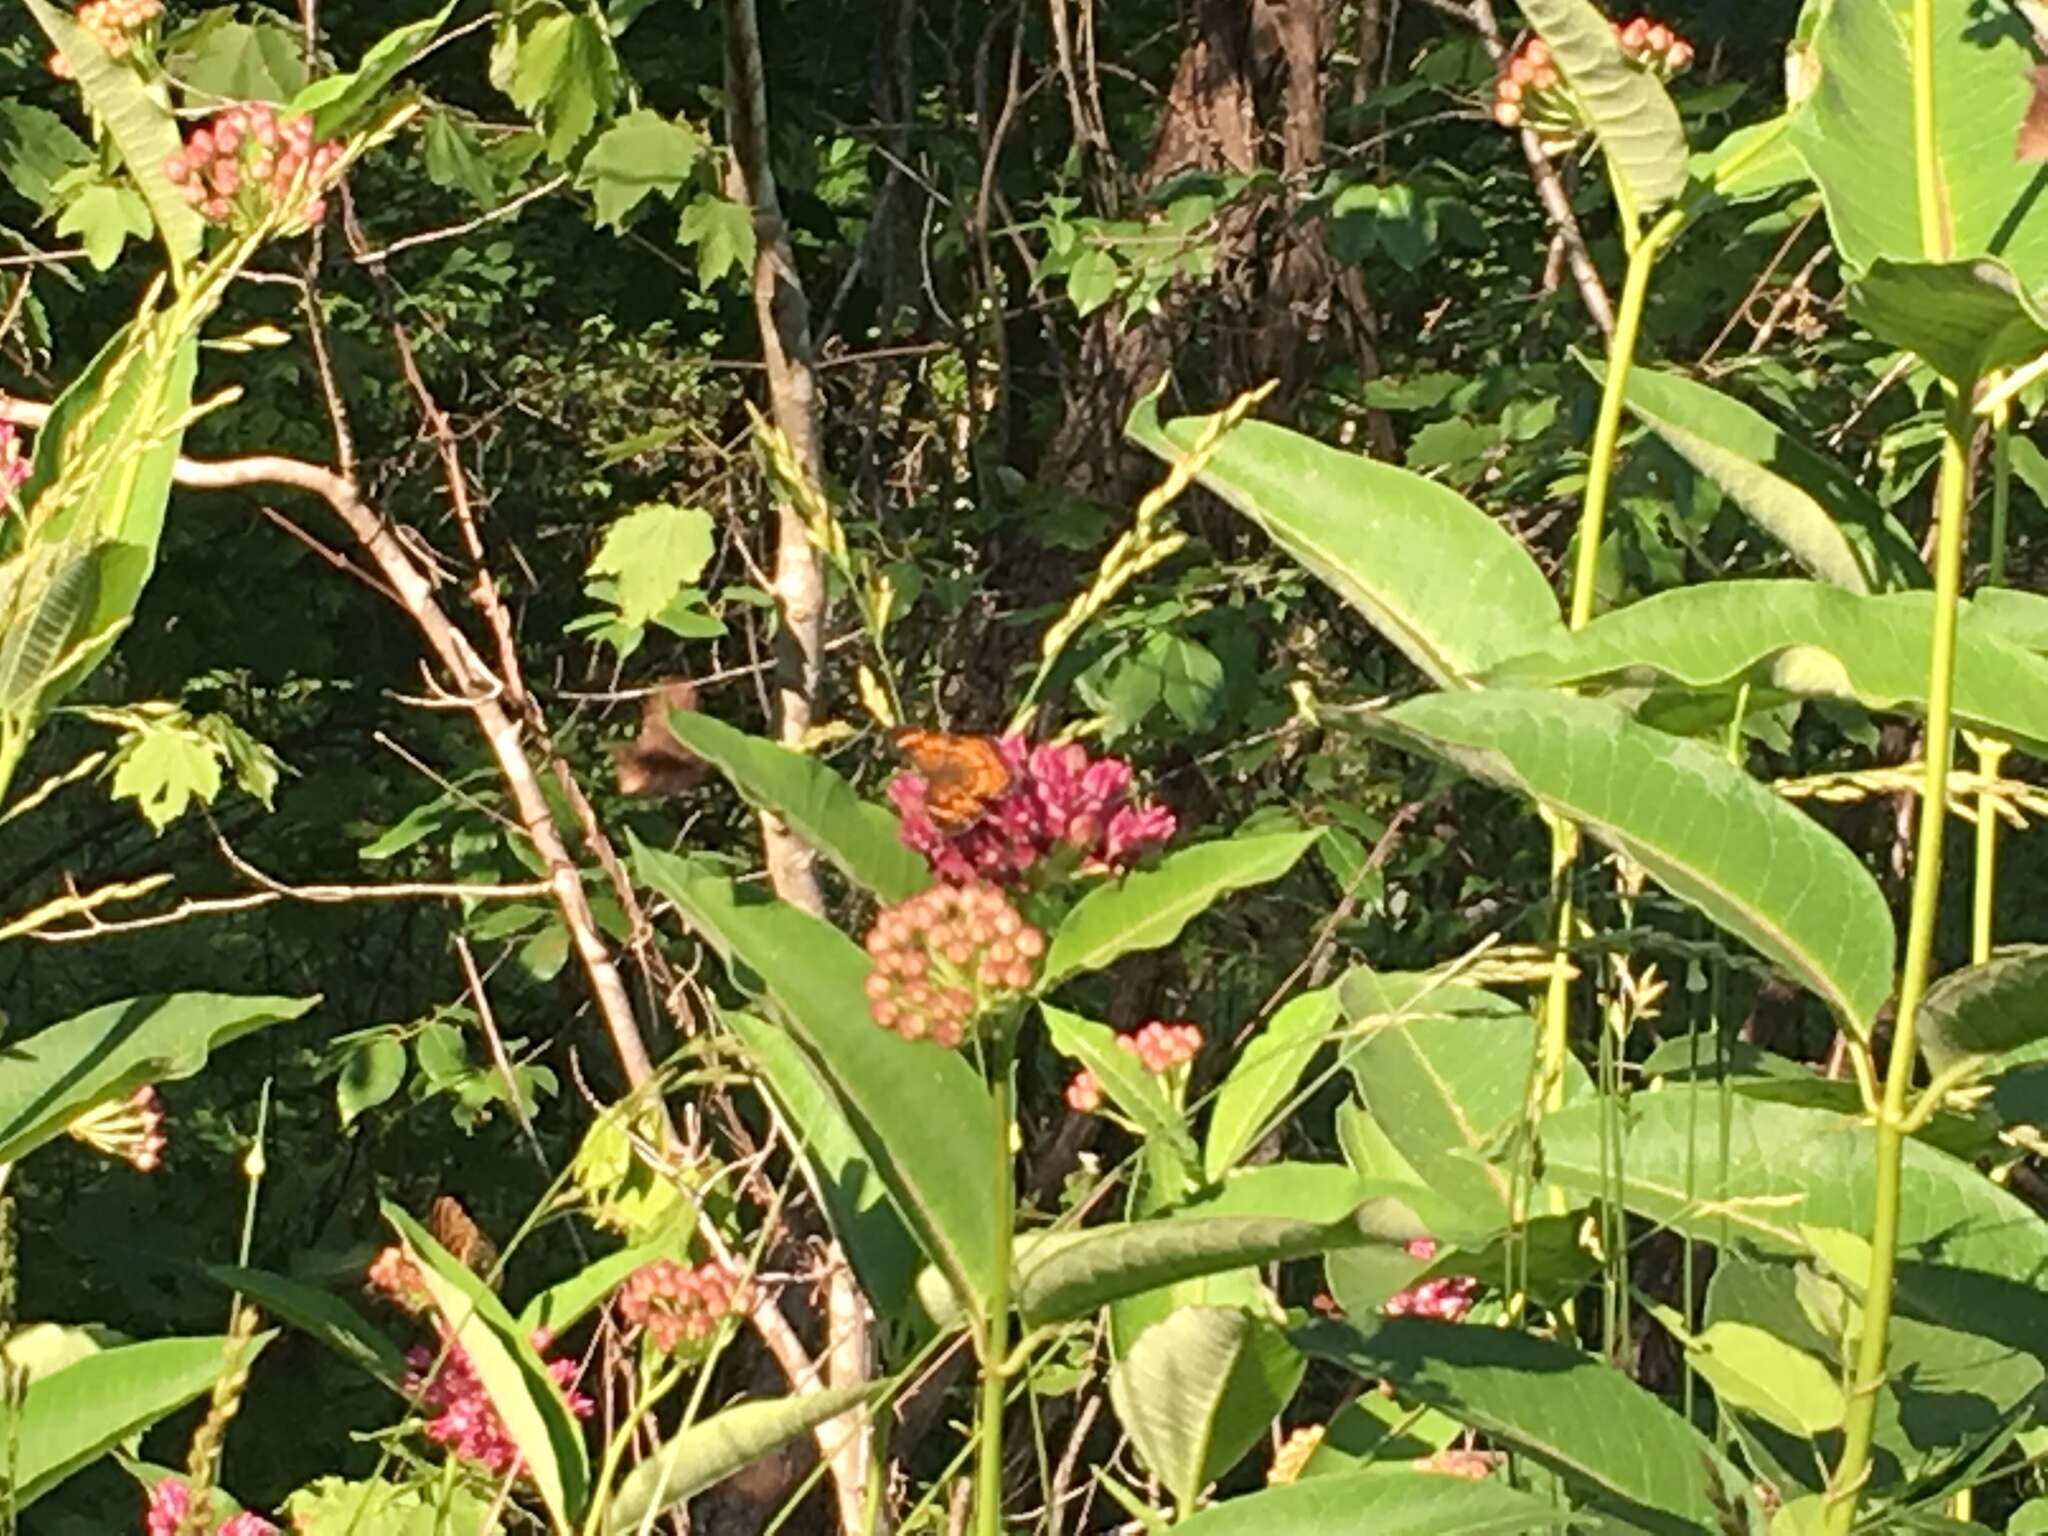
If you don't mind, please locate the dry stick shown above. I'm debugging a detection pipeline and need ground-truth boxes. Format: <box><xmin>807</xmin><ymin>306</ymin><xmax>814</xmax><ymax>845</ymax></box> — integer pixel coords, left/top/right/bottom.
<box><xmin>1460</xmin><ymin>0</ymin><xmax>1617</xmax><ymax>337</ymax></box>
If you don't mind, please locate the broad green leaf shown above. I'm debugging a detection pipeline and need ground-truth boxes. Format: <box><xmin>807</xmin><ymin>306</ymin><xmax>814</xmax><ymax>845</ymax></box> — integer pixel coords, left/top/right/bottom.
<box><xmin>336</xmin><ymin>1035</ymin><xmax>407</xmax><ymax>1127</ymax></box>
<box><xmin>1126</xmin><ymin>397</ymin><xmax>1562</xmax><ymax>685</ymax></box>
<box><xmin>384</xmin><ymin>1202</ymin><xmax>588</xmax><ymax>1524</ymax></box>
<box><xmin>602</xmin><ymin>1386</ymin><xmax>875</xmax><ymax>1533</ymax></box>
<box><xmin>588</xmin><ymin>503</ymin><xmax>714</xmax><ymax>627</ymax></box>
<box><xmin>632</xmin><ymin>842</ymin><xmax>1001</xmax><ymax>1321</ymax></box>
<box><xmin>1919</xmin><ymin>946</ymin><xmax>2048</xmax><ymax>1073</ymax></box>
<box><xmin>206</xmin><ymin>1265</ymin><xmax>406</xmax><ymax>1389</ymax></box>
<box><xmin>1373</xmin><ymin>689</ymin><xmax>1895</xmax><ymax>1033</ymax></box>
<box><xmin>1041</xmin><ymin>830</ymin><xmax>1320</xmax><ymax>988</ymax></box>
<box><xmin>0</xmin><ymin>993</ymin><xmax>318</xmax><ymax>1164</ymax></box>
<box><xmin>1014</xmin><ymin>1203</ymin><xmax>1420</xmax><ymax>1326</ymax></box>
<box><xmin>1067</xmin><ymin>246</ymin><xmax>1119</xmax><ymax>317</ymax></box>
<box><xmin>1790</xmin><ymin>0</ymin><xmax>2048</xmax><ymax>274</ymax></box>
<box><xmin>1543</xmin><ymin>1088</ymin><xmax>2048</xmax><ymax>1353</ymax></box>
<box><xmin>726</xmin><ymin>1011</ymin><xmax>921</xmax><ymax>1318</ymax></box>
<box><xmin>1109</xmin><ymin>1307</ymin><xmax>1303</xmax><ymax>1514</ymax></box>
<box><xmin>1300</xmin><ymin>1393</ymin><xmax>1463</xmax><ymax>1471</ymax></box>
<box><xmin>1343</xmin><ymin>1003</ymin><xmax>1572</xmax><ymax>1233</ymax></box>
<box><xmin>1169</xmin><ymin>1469</ymin><xmax>1564</xmax><ymax>1536</ymax></box>
<box><xmin>166</xmin><ymin>17</ymin><xmax>308</xmax><ymax>103</ymax></box>
<box><xmin>663</xmin><ymin>712</ymin><xmax>928</xmax><ymax>900</ymax></box>
<box><xmin>110</xmin><ymin>717</ymin><xmax>223</xmax><ymax>830</ymax></box>
<box><xmin>1683</xmin><ymin>1320</ymin><xmax>1844</xmax><ymax>1437</ymax></box>
<box><xmin>0</xmin><ymin>548</ymin><xmax>100</xmax><ymax>714</ymax></box>
<box><xmin>1203</xmin><ymin>986</ymin><xmax>1340</xmax><ymax>1181</ymax></box>
<box><xmin>1485</xmin><ymin>581</ymin><xmax>2048</xmax><ymax>756</ymax></box>
<box><xmin>1688</xmin><ymin>114</ymin><xmax>1806</xmax><ymax>206</ymax></box>
<box><xmin>677</xmin><ymin>194</ymin><xmax>756</xmax><ymax>285</ymax></box>
<box><xmin>421</xmin><ymin>108</ymin><xmax>499</xmax><ymax>205</ymax></box>
<box><xmin>1594</xmin><ymin>361</ymin><xmax>1921</xmax><ymax>591</ymax></box>
<box><xmin>1847</xmin><ymin>257</ymin><xmax>2048</xmax><ymax>386</ymax></box>
<box><xmin>1520</xmin><ymin>0</ymin><xmax>1689</xmax><ymax>213</ymax></box>
<box><xmin>519</xmin><ymin>1231</ymin><xmax>688</xmax><ymax>1339</ymax></box>
<box><xmin>280</xmin><ymin>1475</ymin><xmax>502</xmax><ymax>1536</ymax></box>
<box><xmin>55</xmin><ymin>180</ymin><xmax>152</xmax><ymax>270</ymax></box>
<box><xmin>1042</xmin><ymin>1004</ymin><xmax>1198</xmax><ymax>1172</ymax></box>
<box><xmin>1298</xmin><ymin>1318</ymin><xmax>1732</xmax><ymax>1528</ymax></box>
<box><xmin>0</xmin><ymin>102</ymin><xmax>92</xmax><ymax>214</ymax></box>
<box><xmin>492</xmin><ymin>2</ymin><xmax>618</xmax><ymax>160</ymax></box>
<box><xmin>26</xmin><ymin>0</ymin><xmax>204</xmax><ymax>269</ymax></box>
<box><xmin>578</xmin><ymin>109</ymin><xmax>705</xmax><ymax>229</ymax></box>
<box><xmin>5</xmin><ymin>1332</ymin><xmax>271</xmax><ymax>1505</ymax></box>
<box><xmin>294</xmin><ymin>1</ymin><xmax>458</xmax><ymax>137</ymax></box>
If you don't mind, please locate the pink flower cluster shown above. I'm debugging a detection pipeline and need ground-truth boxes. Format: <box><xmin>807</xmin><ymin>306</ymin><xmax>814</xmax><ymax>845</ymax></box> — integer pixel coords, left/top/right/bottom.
<box><xmin>0</xmin><ymin>421</ymin><xmax>27</xmax><ymax>503</ymax></box>
<box><xmin>364</xmin><ymin>1243</ymin><xmax>431</xmax><ymax>1312</ymax></box>
<box><xmin>68</xmin><ymin>1084</ymin><xmax>165</xmax><ymax>1171</ymax></box>
<box><xmin>47</xmin><ymin>0</ymin><xmax>161</xmax><ymax>75</ymax></box>
<box><xmin>144</xmin><ymin>1478</ymin><xmax>277</xmax><ymax>1536</ymax></box>
<box><xmin>404</xmin><ymin>1327</ymin><xmax>593</xmax><ymax>1477</ymax></box>
<box><xmin>1492</xmin><ymin>17</ymin><xmax>1693</xmax><ymax>136</ymax></box>
<box><xmin>1064</xmin><ymin>1020</ymin><xmax>1203</xmax><ymax>1113</ymax></box>
<box><xmin>1382</xmin><ymin>1238</ymin><xmax>1478</xmax><ymax>1322</ymax></box>
<box><xmin>163</xmin><ymin>103</ymin><xmax>343</xmax><ymax>234</ymax></box>
<box><xmin>617</xmin><ymin>1258</ymin><xmax>750</xmax><ymax>1356</ymax></box>
<box><xmin>863</xmin><ymin>884</ymin><xmax>1044</xmax><ymax>1047</ymax></box>
<box><xmin>890</xmin><ymin>738</ymin><xmax>1175</xmax><ymax>887</ymax></box>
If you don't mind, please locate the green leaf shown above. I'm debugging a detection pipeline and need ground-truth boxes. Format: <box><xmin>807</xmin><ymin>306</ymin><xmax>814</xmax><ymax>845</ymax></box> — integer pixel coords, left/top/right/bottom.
<box><xmin>677</xmin><ymin>194</ymin><xmax>756</xmax><ymax>286</ymax></box>
<box><xmin>602</xmin><ymin>1387</ymin><xmax>876</xmax><ymax>1534</ymax></box>
<box><xmin>1014</xmin><ymin>1203</ymin><xmax>1420</xmax><ymax>1326</ymax></box>
<box><xmin>1790</xmin><ymin>0</ymin><xmax>2048</xmax><ymax>275</ymax></box>
<box><xmin>726</xmin><ymin>1011</ymin><xmax>921</xmax><ymax>1319</ymax></box>
<box><xmin>518</xmin><ymin>1232</ymin><xmax>687</xmax><ymax>1339</ymax></box>
<box><xmin>1919</xmin><ymin>946</ymin><xmax>2048</xmax><ymax>1074</ymax></box>
<box><xmin>1543</xmin><ymin>1087</ymin><xmax>2048</xmax><ymax>1353</ymax></box>
<box><xmin>294</xmin><ymin>1</ymin><xmax>458</xmax><ymax>138</ymax></box>
<box><xmin>3</xmin><ymin>1332</ymin><xmax>271</xmax><ymax>1505</ymax></box>
<box><xmin>1683</xmin><ymin>1319</ymin><xmax>1844</xmax><ymax>1437</ymax></box>
<box><xmin>0</xmin><ymin>102</ymin><xmax>93</xmax><ymax>215</ymax></box>
<box><xmin>492</xmin><ymin>2</ymin><xmax>618</xmax><ymax>160</ymax></box>
<box><xmin>421</xmin><ymin>108</ymin><xmax>499</xmax><ymax>206</ymax></box>
<box><xmin>0</xmin><ymin>548</ymin><xmax>101</xmax><ymax>715</ymax></box>
<box><xmin>1519</xmin><ymin>0</ymin><xmax>1689</xmax><ymax>213</ymax></box>
<box><xmin>165</xmin><ymin>17</ymin><xmax>309</xmax><ymax>103</ymax></box>
<box><xmin>578</xmin><ymin>109</ymin><xmax>705</xmax><ymax>229</ymax></box>
<box><xmin>0</xmin><ymin>993</ymin><xmax>318</xmax><ymax>1164</ymax></box>
<box><xmin>1042</xmin><ymin>1004</ymin><xmax>1197</xmax><ymax>1170</ymax></box>
<box><xmin>1203</xmin><ymin>985</ymin><xmax>1340</xmax><ymax>1181</ymax></box>
<box><xmin>1688</xmin><ymin>114</ymin><xmax>1806</xmax><ymax>207</ymax></box>
<box><xmin>205</xmin><ymin>1265</ymin><xmax>406</xmax><ymax>1390</ymax></box>
<box><xmin>1343</xmin><ymin>1003</ymin><xmax>1562</xmax><ymax>1233</ymax></box>
<box><xmin>631</xmin><ymin>843</ymin><xmax>1001</xmax><ymax>1323</ymax></box>
<box><xmin>54</xmin><ymin>181</ymin><xmax>152</xmax><ymax>270</ymax></box>
<box><xmin>110</xmin><ymin>718</ymin><xmax>224</xmax><ymax>831</ymax></box>
<box><xmin>1108</xmin><ymin>1307</ymin><xmax>1303</xmax><ymax>1514</ymax></box>
<box><xmin>26</xmin><ymin>0</ymin><xmax>203</xmax><ymax>269</ymax></box>
<box><xmin>384</xmin><ymin>1202</ymin><xmax>589</xmax><ymax>1524</ymax></box>
<box><xmin>1595</xmin><ymin>360</ymin><xmax>1922</xmax><ymax>591</ymax></box>
<box><xmin>588</xmin><ymin>502</ymin><xmax>714</xmax><ymax>627</ymax></box>
<box><xmin>280</xmin><ymin>1475</ymin><xmax>501</xmax><ymax>1536</ymax></box>
<box><xmin>1485</xmin><ymin>581</ymin><xmax>2048</xmax><ymax>758</ymax></box>
<box><xmin>1371</xmin><ymin>689</ymin><xmax>1895</xmax><ymax>1034</ymax></box>
<box><xmin>336</xmin><ymin>1035</ymin><xmax>407</xmax><ymax>1127</ymax></box>
<box><xmin>662</xmin><ymin>712</ymin><xmax>928</xmax><ymax>901</ymax></box>
<box><xmin>1845</xmin><ymin>257</ymin><xmax>2048</xmax><ymax>387</ymax></box>
<box><xmin>1168</xmin><ymin>1469</ymin><xmax>1565</xmax><ymax>1536</ymax></box>
<box><xmin>1041</xmin><ymin>830</ymin><xmax>1320</xmax><ymax>989</ymax></box>
<box><xmin>1299</xmin><ymin>1317</ymin><xmax>1734</xmax><ymax>1529</ymax></box>
<box><xmin>1066</xmin><ymin>246</ymin><xmax>1119</xmax><ymax>317</ymax></box>
<box><xmin>1126</xmin><ymin>397</ymin><xmax>1563</xmax><ymax>686</ymax></box>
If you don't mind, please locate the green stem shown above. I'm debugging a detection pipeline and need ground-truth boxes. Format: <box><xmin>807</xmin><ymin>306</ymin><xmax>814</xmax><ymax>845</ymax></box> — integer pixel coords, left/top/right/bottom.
<box><xmin>975</xmin><ymin>1030</ymin><xmax>1017</xmax><ymax>1536</ymax></box>
<box><xmin>1970</xmin><ymin>401</ymin><xmax>2013</xmax><ymax>968</ymax></box>
<box><xmin>1825</xmin><ymin>390</ymin><xmax>1973</xmax><ymax>1536</ymax></box>
<box><xmin>1537</xmin><ymin>205</ymin><xmax>1687</xmax><ymax>1127</ymax></box>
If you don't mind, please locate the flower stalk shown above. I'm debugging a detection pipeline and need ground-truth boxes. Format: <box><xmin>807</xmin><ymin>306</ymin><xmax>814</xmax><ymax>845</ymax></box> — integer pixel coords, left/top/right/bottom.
<box><xmin>974</xmin><ymin>1024</ymin><xmax>1018</xmax><ymax>1536</ymax></box>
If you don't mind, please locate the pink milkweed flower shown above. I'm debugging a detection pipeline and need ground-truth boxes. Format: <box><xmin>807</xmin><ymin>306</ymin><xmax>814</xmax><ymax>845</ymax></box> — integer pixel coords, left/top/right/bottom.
<box><xmin>144</xmin><ymin>1477</ymin><xmax>279</xmax><ymax>1536</ymax></box>
<box><xmin>403</xmin><ymin>1327</ymin><xmax>593</xmax><ymax>1476</ymax></box>
<box><xmin>1383</xmin><ymin>1237</ymin><xmax>1479</xmax><ymax>1322</ymax></box>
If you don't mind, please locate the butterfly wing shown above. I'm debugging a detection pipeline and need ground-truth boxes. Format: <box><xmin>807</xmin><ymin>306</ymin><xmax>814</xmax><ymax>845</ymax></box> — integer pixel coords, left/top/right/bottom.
<box><xmin>2020</xmin><ymin>66</ymin><xmax>2048</xmax><ymax>162</ymax></box>
<box><xmin>427</xmin><ymin>1195</ymin><xmax>500</xmax><ymax>1281</ymax></box>
<box><xmin>893</xmin><ymin>729</ymin><xmax>1013</xmax><ymax>829</ymax></box>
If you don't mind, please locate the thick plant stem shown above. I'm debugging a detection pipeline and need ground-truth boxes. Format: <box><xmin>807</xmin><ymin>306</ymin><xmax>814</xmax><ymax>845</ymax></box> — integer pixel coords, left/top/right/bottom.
<box><xmin>1969</xmin><ymin>400</ymin><xmax>2013</xmax><ymax>971</ymax></box>
<box><xmin>1826</xmin><ymin>393</ymin><xmax>1973</xmax><ymax>1536</ymax></box>
<box><xmin>975</xmin><ymin>1034</ymin><xmax>1017</xmax><ymax>1536</ymax></box>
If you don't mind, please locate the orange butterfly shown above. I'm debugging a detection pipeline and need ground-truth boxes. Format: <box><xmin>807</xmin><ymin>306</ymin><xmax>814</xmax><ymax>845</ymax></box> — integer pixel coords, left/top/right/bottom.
<box><xmin>892</xmin><ymin>727</ymin><xmax>1013</xmax><ymax>829</ymax></box>
<box><xmin>427</xmin><ymin>1194</ymin><xmax>499</xmax><ymax>1282</ymax></box>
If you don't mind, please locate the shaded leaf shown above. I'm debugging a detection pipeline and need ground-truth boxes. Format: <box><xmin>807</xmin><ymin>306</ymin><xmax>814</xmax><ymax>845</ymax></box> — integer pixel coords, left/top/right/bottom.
<box><xmin>1168</xmin><ymin>1469</ymin><xmax>1564</xmax><ymax>1536</ymax></box>
<box><xmin>206</xmin><ymin>1265</ymin><xmax>406</xmax><ymax>1390</ymax></box>
<box><xmin>1203</xmin><ymin>985</ymin><xmax>1340</xmax><ymax>1181</ymax></box>
<box><xmin>1919</xmin><ymin>946</ymin><xmax>2048</xmax><ymax>1074</ymax></box>
<box><xmin>1521</xmin><ymin>0</ymin><xmax>1689</xmax><ymax>212</ymax></box>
